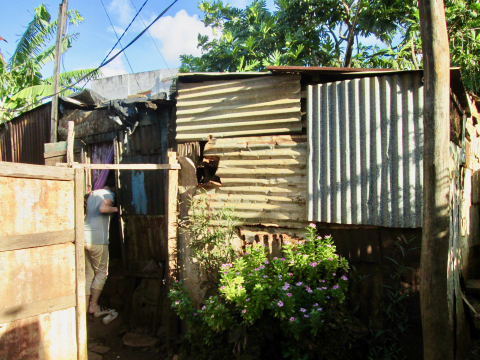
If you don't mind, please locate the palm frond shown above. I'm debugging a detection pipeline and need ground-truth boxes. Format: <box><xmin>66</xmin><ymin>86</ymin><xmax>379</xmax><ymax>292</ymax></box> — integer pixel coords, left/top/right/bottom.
<box><xmin>35</xmin><ymin>33</ymin><xmax>78</xmax><ymax>67</ymax></box>
<box><xmin>43</xmin><ymin>68</ymin><xmax>103</xmax><ymax>88</ymax></box>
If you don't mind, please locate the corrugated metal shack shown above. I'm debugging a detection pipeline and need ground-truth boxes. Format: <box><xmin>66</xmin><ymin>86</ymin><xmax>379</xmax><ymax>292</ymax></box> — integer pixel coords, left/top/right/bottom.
<box><xmin>174</xmin><ymin>67</ymin><xmax>477</xmax><ymax>356</ymax></box>
<box><xmin>0</xmin><ymin>90</ymin><xmax>176</xmax><ymax>330</ymax></box>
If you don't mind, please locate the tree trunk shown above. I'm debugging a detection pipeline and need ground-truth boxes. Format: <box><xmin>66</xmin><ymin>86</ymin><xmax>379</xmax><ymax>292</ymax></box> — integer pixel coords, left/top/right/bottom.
<box><xmin>418</xmin><ymin>0</ymin><xmax>453</xmax><ymax>359</ymax></box>
<box><xmin>343</xmin><ymin>1</ymin><xmax>361</xmax><ymax>68</ymax></box>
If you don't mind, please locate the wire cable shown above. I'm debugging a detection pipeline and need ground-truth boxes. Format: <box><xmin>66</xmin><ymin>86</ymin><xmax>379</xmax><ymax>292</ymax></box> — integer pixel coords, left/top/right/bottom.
<box><xmin>98</xmin><ymin>0</ymin><xmax>142</xmax><ymax>91</ymax></box>
<box><xmin>128</xmin><ymin>0</ymin><xmax>175</xmax><ymax>77</ymax></box>
<box><xmin>100</xmin><ymin>0</ymin><xmax>150</xmax><ymax>67</ymax></box>
<box><xmin>7</xmin><ymin>0</ymin><xmax>179</xmax><ymax>114</ymax></box>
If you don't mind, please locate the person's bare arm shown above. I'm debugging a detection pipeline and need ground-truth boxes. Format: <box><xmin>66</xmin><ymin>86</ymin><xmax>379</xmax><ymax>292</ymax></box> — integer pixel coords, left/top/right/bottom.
<box><xmin>99</xmin><ymin>199</ymin><xmax>118</xmax><ymax>213</ymax></box>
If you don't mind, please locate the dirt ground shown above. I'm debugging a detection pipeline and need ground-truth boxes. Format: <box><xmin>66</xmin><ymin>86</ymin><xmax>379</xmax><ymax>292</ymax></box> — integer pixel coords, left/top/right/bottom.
<box><xmin>86</xmin><ymin>311</ymin><xmax>172</xmax><ymax>360</ymax></box>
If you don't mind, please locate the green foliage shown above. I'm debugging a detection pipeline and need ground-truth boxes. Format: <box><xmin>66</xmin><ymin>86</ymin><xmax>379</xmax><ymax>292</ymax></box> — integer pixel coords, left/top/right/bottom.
<box><xmin>182</xmin><ymin>194</ymin><xmax>240</xmax><ymax>294</ymax></box>
<box><xmin>0</xmin><ymin>3</ymin><xmax>102</xmax><ymax>123</ymax></box>
<box><xmin>170</xmin><ymin>224</ymin><xmax>364</xmax><ymax>359</ymax></box>
<box><xmin>366</xmin><ymin>235</ymin><xmax>419</xmax><ymax>360</ymax></box>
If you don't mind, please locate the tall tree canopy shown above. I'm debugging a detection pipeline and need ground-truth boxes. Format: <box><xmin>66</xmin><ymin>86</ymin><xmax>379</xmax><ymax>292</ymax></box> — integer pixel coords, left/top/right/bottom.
<box><xmin>180</xmin><ymin>0</ymin><xmax>480</xmax><ymax>94</ymax></box>
<box><xmin>0</xmin><ymin>3</ymin><xmax>102</xmax><ymax>123</ymax></box>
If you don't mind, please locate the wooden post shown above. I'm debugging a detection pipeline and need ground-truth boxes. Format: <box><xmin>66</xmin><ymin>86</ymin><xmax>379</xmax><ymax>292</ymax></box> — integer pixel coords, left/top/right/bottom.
<box><xmin>418</xmin><ymin>0</ymin><xmax>453</xmax><ymax>359</ymax></box>
<box><xmin>50</xmin><ymin>0</ymin><xmax>69</xmax><ymax>143</ymax></box>
<box><xmin>113</xmin><ymin>135</ymin><xmax>127</xmax><ymax>270</ymax></box>
<box><xmin>166</xmin><ymin>152</ymin><xmax>179</xmax><ymax>347</ymax></box>
<box><xmin>74</xmin><ymin>168</ymin><xmax>87</xmax><ymax>360</ymax></box>
<box><xmin>67</xmin><ymin>121</ymin><xmax>74</xmax><ymax>167</ymax></box>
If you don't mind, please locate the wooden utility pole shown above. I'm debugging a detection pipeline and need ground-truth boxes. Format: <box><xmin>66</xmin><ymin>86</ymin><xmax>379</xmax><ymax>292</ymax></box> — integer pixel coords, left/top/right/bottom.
<box><xmin>50</xmin><ymin>0</ymin><xmax>69</xmax><ymax>143</ymax></box>
<box><xmin>418</xmin><ymin>0</ymin><xmax>453</xmax><ymax>359</ymax></box>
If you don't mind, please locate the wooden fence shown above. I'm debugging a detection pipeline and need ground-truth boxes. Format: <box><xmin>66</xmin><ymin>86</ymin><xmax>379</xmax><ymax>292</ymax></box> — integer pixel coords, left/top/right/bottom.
<box><xmin>0</xmin><ymin>162</ymin><xmax>86</xmax><ymax>360</ymax></box>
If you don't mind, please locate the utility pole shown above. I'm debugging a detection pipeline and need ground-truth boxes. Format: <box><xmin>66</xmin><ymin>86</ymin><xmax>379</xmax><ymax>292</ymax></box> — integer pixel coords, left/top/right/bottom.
<box><xmin>50</xmin><ymin>0</ymin><xmax>69</xmax><ymax>143</ymax></box>
<box><xmin>418</xmin><ymin>0</ymin><xmax>453</xmax><ymax>359</ymax></box>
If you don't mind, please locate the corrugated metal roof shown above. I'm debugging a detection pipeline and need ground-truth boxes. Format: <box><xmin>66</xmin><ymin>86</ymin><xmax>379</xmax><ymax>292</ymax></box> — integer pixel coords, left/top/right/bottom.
<box><xmin>307</xmin><ymin>72</ymin><xmax>424</xmax><ymax>228</ymax></box>
<box><xmin>176</xmin><ymin>75</ymin><xmax>302</xmax><ymax>141</ymax></box>
<box><xmin>198</xmin><ymin>135</ymin><xmax>307</xmax><ymax>228</ymax></box>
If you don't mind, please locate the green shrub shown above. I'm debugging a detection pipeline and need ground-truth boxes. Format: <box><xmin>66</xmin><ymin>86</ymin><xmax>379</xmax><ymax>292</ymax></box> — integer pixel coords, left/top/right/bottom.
<box><xmin>170</xmin><ymin>224</ymin><xmax>364</xmax><ymax>359</ymax></box>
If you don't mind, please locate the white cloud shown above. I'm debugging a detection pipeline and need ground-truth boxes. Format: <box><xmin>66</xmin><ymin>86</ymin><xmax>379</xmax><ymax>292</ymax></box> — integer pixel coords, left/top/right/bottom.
<box><xmin>148</xmin><ymin>10</ymin><xmax>216</xmax><ymax>63</ymax></box>
<box><xmin>101</xmin><ymin>50</ymin><xmax>128</xmax><ymax>77</ymax></box>
<box><xmin>107</xmin><ymin>25</ymin><xmax>125</xmax><ymax>35</ymax></box>
<box><xmin>108</xmin><ymin>0</ymin><xmax>135</xmax><ymax>25</ymax></box>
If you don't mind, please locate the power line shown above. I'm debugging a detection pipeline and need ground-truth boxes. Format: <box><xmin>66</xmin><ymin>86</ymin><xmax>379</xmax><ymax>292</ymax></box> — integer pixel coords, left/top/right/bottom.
<box><xmin>100</xmin><ymin>0</ymin><xmax>150</xmax><ymax>67</ymax></box>
<box><xmin>98</xmin><ymin>0</ymin><xmax>142</xmax><ymax>91</ymax></box>
<box><xmin>129</xmin><ymin>0</ymin><xmax>175</xmax><ymax>77</ymax></box>
<box><xmin>19</xmin><ymin>0</ymin><xmax>178</xmax><ymax>110</ymax></box>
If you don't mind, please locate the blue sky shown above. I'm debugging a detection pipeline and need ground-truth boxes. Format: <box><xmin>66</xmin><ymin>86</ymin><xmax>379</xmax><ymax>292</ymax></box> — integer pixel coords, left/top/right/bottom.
<box><xmin>0</xmin><ymin>0</ymin><xmax>275</xmax><ymax>82</ymax></box>
<box><xmin>1</xmin><ymin>0</ymin><xmax>384</xmax><ymax>84</ymax></box>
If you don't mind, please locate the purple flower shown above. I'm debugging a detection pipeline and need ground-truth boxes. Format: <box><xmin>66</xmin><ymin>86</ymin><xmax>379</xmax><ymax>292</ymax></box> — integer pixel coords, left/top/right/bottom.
<box><xmin>288</xmin><ymin>272</ymin><xmax>293</xmax><ymax>276</ymax></box>
<box><xmin>323</xmin><ymin>287</ymin><xmax>327</xmax><ymax>290</ymax></box>
<box><xmin>224</xmin><ymin>271</ymin><xmax>228</xmax><ymax>275</ymax></box>
<box><xmin>309</xmin><ymin>262</ymin><xmax>317</xmax><ymax>267</ymax></box>
<box><xmin>326</xmin><ymin>296</ymin><xmax>330</xmax><ymax>299</ymax></box>
<box><xmin>289</xmin><ymin>317</ymin><xmax>295</xmax><ymax>321</ymax></box>
<box><xmin>278</xmin><ymin>301</ymin><xmax>284</xmax><ymax>307</ymax></box>
<box><xmin>264</xmin><ymin>260</ymin><xmax>269</xmax><ymax>264</ymax></box>
<box><xmin>236</xmin><ymin>272</ymin><xmax>240</xmax><ymax>275</ymax></box>
<box><xmin>260</xmin><ymin>265</ymin><xmax>265</xmax><ymax>269</ymax></box>
<box><xmin>285</xmin><ymin>242</ymin><xmax>291</xmax><ymax>245</ymax></box>
<box><xmin>318</xmin><ymin>245</ymin><xmax>322</xmax><ymax>248</ymax></box>
<box><xmin>239</xmin><ymin>285</ymin><xmax>243</xmax><ymax>289</ymax></box>
<box><xmin>296</xmin><ymin>282</ymin><xmax>303</xmax><ymax>286</ymax></box>
<box><xmin>246</xmin><ymin>244</ymin><xmax>251</xmax><ymax>247</ymax></box>
<box><xmin>246</xmin><ymin>298</ymin><xmax>250</xmax><ymax>302</ymax></box>
<box><xmin>320</xmin><ymin>280</ymin><xmax>325</xmax><ymax>283</ymax></box>
<box><xmin>211</xmin><ymin>315</ymin><xmax>215</xmax><ymax>318</ymax></box>
<box><xmin>242</xmin><ymin>309</ymin><xmax>247</xmax><ymax>313</ymax></box>
<box><xmin>269</xmin><ymin>285</ymin><xmax>272</xmax><ymax>288</ymax></box>
<box><xmin>313</xmin><ymin>303</ymin><xmax>318</xmax><ymax>307</ymax></box>
<box><xmin>332</xmin><ymin>273</ymin><xmax>336</xmax><ymax>276</ymax></box>
<box><xmin>303</xmin><ymin>254</ymin><xmax>308</xmax><ymax>258</ymax></box>
<box><xmin>194</xmin><ymin>313</ymin><xmax>197</xmax><ymax>316</ymax></box>
<box><xmin>281</xmin><ymin>258</ymin><xmax>285</xmax><ymax>261</ymax></box>
<box><xmin>309</xmin><ymin>223</ymin><xmax>316</xmax><ymax>228</ymax></box>
<box><xmin>210</xmin><ymin>301</ymin><xmax>214</xmax><ymax>303</ymax></box>
<box><xmin>317</xmin><ymin>308</ymin><xmax>322</xmax><ymax>311</ymax></box>
<box><xmin>282</xmin><ymin>286</ymin><xmax>289</xmax><ymax>290</ymax></box>
<box><xmin>263</xmin><ymin>275</ymin><xmax>268</xmax><ymax>278</ymax></box>
<box><xmin>287</xmin><ymin>293</ymin><xmax>292</xmax><ymax>297</ymax></box>
<box><xmin>326</xmin><ymin>244</ymin><xmax>332</xmax><ymax>248</ymax></box>
<box><xmin>333</xmin><ymin>285</ymin><xmax>339</xmax><ymax>290</ymax></box>
<box><xmin>249</xmin><ymin>273</ymin><xmax>253</xmax><ymax>276</ymax></box>
<box><xmin>317</xmin><ymin>236</ymin><xmax>322</xmax><ymax>239</ymax></box>
<box><xmin>175</xmin><ymin>301</ymin><xmax>179</xmax><ymax>304</ymax></box>
<box><xmin>317</xmin><ymin>287</ymin><xmax>322</xmax><ymax>291</ymax></box>
<box><xmin>202</xmin><ymin>306</ymin><xmax>206</xmax><ymax>310</ymax></box>
<box><xmin>341</xmin><ymin>275</ymin><xmax>348</xmax><ymax>281</ymax></box>
<box><xmin>307</xmin><ymin>289</ymin><xmax>313</xmax><ymax>293</ymax></box>
<box><xmin>290</xmin><ymin>261</ymin><xmax>295</xmax><ymax>264</ymax></box>
<box><xmin>254</xmin><ymin>268</ymin><xmax>260</xmax><ymax>271</ymax></box>
<box><xmin>278</xmin><ymin>275</ymin><xmax>283</xmax><ymax>279</ymax></box>
<box><xmin>245</xmin><ymin>252</ymin><xmax>249</xmax><ymax>255</ymax></box>
<box><xmin>297</xmin><ymin>252</ymin><xmax>302</xmax><ymax>255</ymax></box>
<box><xmin>300</xmin><ymin>308</ymin><xmax>306</xmax><ymax>313</ymax></box>
<box><xmin>304</xmin><ymin>315</ymin><xmax>309</xmax><ymax>318</ymax></box>
<box><xmin>221</xmin><ymin>286</ymin><xmax>225</xmax><ymax>290</ymax></box>
<box><xmin>175</xmin><ymin>280</ymin><xmax>179</xmax><ymax>283</ymax></box>
<box><xmin>274</xmin><ymin>257</ymin><xmax>278</xmax><ymax>260</ymax></box>
<box><xmin>328</xmin><ymin>258</ymin><xmax>333</xmax><ymax>261</ymax></box>
<box><xmin>325</xmin><ymin>235</ymin><xmax>332</xmax><ymax>239</ymax></box>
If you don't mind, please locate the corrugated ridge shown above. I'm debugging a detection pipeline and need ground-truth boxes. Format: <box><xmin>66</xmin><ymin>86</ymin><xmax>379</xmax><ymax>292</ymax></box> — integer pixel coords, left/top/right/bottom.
<box><xmin>195</xmin><ymin>135</ymin><xmax>307</xmax><ymax>227</ymax></box>
<box><xmin>176</xmin><ymin>75</ymin><xmax>302</xmax><ymax>141</ymax></box>
<box><xmin>307</xmin><ymin>73</ymin><xmax>424</xmax><ymax>228</ymax></box>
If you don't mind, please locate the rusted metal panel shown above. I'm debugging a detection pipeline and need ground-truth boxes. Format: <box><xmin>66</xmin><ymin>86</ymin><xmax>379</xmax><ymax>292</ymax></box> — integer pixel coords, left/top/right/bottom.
<box><xmin>1</xmin><ymin>104</ymin><xmax>51</xmax><ymax>165</ymax></box>
<box><xmin>0</xmin><ymin>123</ymin><xmax>12</xmax><ymax>161</ymax></box>
<box><xmin>176</xmin><ymin>75</ymin><xmax>302</xmax><ymax>141</ymax></box>
<box><xmin>198</xmin><ymin>135</ymin><xmax>308</xmax><ymax>228</ymax></box>
<box><xmin>307</xmin><ymin>72</ymin><xmax>424</xmax><ymax>228</ymax></box>
<box><xmin>123</xmin><ymin>215</ymin><xmax>166</xmax><ymax>271</ymax></box>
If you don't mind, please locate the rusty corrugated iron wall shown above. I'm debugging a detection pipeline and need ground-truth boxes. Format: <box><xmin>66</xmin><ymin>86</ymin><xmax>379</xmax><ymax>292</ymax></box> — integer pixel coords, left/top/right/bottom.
<box><xmin>307</xmin><ymin>73</ymin><xmax>424</xmax><ymax>228</ymax></box>
<box><xmin>199</xmin><ymin>135</ymin><xmax>307</xmax><ymax>229</ymax></box>
<box><xmin>176</xmin><ymin>75</ymin><xmax>302</xmax><ymax>141</ymax></box>
<box><xmin>0</xmin><ymin>104</ymin><xmax>51</xmax><ymax>165</ymax></box>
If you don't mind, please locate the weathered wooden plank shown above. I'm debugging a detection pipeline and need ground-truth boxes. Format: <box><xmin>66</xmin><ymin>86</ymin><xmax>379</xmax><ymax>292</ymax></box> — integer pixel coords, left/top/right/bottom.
<box><xmin>176</xmin><ymin>125</ymin><xmax>303</xmax><ymax>141</ymax></box>
<box><xmin>56</xmin><ymin>163</ymin><xmax>181</xmax><ymax>170</ymax></box>
<box><xmin>216</xmin><ymin>167</ymin><xmax>306</xmax><ymax>176</ymax></box>
<box><xmin>0</xmin><ymin>295</ymin><xmax>76</xmax><ymax>324</ymax></box>
<box><xmin>0</xmin><ymin>242</ymin><xmax>76</xmax><ymax>309</ymax></box>
<box><xmin>0</xmin><ymin>161</ymin><xmax>74</xmax><ymax>181</ymax></box>
<box><xmin>166</xmin><ymin>152</ymin><xmax>179</xmax><ymax>349</ymax></box>
<box><xmin>0</xmin><ymin>230</ymin><xmax>75</xmax><ymax>252</ymax></box>
<box><xmin>0</xmin><ymin>177</ymin><xmax>75</xmax><ymax>237</ymax></box>
<box><xmin>204</xmin><ymin>148</ymin><xmax>307</xmax><ymax>158</ymax></box>
<box><xmin>176</xmin><ymin>117</ymin><xmax>301</xmax><ymax>131</ymax></box>
<box><xmin>217</xmin><ymin>158</ymin><xmax>307</xmax><ymax>167</ymax></box>
<box><xmin>0</xmin><ymin>307</ymin><xmax>77</xmax><ymax>360</ymax></box>
<box><xmin>74</xmin><ymin>169</ymin><xmax>87</xmax><ymax>360</ymax></box>
<box><xmin>67</xmin><ymin>121</ymin><xmax>75</xmax><ymax>167</ymax></box>
<box><xmin>176</xmin><ymin>98</ymin><xmax>300</xmax><ymax>115</ymax></box>
<box><xmin>177</xmin><ymin>108</ymin><xmax>301</xmax><ymax>123</ymax></box>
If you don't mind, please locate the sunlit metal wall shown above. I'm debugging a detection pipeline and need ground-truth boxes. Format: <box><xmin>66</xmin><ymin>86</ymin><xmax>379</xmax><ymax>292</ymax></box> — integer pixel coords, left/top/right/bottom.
<box><xmin>307</xmin><ymin>73</ymin><xmax>424</xmax><ymax>228</ymax></box>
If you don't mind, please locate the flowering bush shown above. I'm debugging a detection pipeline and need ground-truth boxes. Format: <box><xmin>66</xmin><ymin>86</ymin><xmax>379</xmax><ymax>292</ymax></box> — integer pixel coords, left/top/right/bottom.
<box><xmin>170</xmin><ymin>224</ymin><xmax>363</xmax><ymax>359</ymax></box>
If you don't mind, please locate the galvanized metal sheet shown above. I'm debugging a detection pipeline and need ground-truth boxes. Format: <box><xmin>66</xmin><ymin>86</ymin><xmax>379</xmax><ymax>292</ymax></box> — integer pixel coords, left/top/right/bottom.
<box><xmin>176</xmin><ymin>75</ymin><xmax>302</xmax><ymax>141</ymax></box>
<box><xmin>307</xmin><ymin>73</ymin><xmax>424</xmax><ymax>228</ymax></box>
<box><xmin>198</xmin><ymin>135</ymin><xmax>307</xmax><ymax>228</ymax></box>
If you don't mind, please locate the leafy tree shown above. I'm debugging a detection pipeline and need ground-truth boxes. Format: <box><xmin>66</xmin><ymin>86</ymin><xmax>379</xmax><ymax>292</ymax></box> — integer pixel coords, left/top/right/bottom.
<box><xmin>181</xmin><ymin>0</ymin><xmax>480</xmax><ymax>94</ymax></box>
<box><xmin>0</xmin><ymin>3</ymin><xmax>102</xmax><ymax>123</ymax></box>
